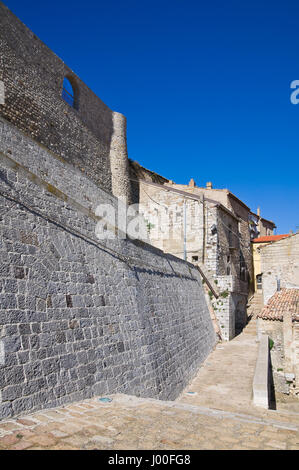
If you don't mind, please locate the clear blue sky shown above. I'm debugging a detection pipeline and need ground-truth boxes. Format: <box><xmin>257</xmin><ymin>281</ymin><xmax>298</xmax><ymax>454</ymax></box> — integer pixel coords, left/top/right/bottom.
<box><xmin>4</xmin><ymin>0</ymin><xmax>299</xmax><ymax>233</ymax></box>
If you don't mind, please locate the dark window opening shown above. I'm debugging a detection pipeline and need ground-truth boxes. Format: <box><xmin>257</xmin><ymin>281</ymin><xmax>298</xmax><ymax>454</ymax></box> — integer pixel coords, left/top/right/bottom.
<box><xmin>192</xmin><ymin>255</ymin><xmax>199</xmax><ymax>262</ymax></box>
<box><xmin>62</xmin><ymin>77</ymin><xmax>78</xmax><ymax>109</ymax></box>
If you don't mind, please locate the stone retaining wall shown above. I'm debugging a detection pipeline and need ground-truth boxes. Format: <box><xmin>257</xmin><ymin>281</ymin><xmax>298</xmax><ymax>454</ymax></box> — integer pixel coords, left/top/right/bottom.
<box><xmin>0</xmin><ymin>126</ymin><xmax>216</xmax><ymax>419</ymax></box>
<box><xmin>0</xmin><ymin>3</ymin><xmax>131</xmax><ymax>200</ymax></box>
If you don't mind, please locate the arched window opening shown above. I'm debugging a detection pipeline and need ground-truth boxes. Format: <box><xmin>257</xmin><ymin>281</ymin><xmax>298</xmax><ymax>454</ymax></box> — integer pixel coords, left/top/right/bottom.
<box><xmin>62</xmin><ymin>76</ymin><xmax>78</xmax><ymax>109</ymax></box>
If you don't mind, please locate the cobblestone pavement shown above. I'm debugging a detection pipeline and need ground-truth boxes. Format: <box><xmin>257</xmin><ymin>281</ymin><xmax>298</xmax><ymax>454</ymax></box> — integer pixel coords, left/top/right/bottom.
<box><xmin>0</xmin><ymin>319</ymin><xmax>298</xmax><ymax>450</ymax></box>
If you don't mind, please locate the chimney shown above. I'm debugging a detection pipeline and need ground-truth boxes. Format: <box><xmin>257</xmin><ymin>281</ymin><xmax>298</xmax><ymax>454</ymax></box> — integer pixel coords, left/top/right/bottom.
<box><xmin>257</xmin><ymin>207</ymin><xmax>260</xmax><ymax>217</ymax></box>
<box><xmin>206</xmin><ymin>181</ymin><xmax>212</xmax><ymax>189</ymax></box>
<box><xmin>189</xmin><ymin>178</ymin><xmax>196</xmax><ymax>188</ymax></box>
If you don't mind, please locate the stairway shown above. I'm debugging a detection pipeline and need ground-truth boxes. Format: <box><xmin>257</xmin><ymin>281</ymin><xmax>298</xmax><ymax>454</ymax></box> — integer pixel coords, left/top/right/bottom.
<box><xmin>247</xmin><ymin>291</ymin><xmax>264</xmax><ymax>319</ymax></box>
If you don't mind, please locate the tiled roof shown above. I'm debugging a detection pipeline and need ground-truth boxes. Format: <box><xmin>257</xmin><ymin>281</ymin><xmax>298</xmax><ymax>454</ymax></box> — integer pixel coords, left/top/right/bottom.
<box><xmin>257</xmin><ymin>288</ymin><xmax>299</xmax><ymax>321</ymax></box>
<box><xmin>252</xmin><ymin>234</ymin><xmax>289</xmax><ymax>243</ymax></box>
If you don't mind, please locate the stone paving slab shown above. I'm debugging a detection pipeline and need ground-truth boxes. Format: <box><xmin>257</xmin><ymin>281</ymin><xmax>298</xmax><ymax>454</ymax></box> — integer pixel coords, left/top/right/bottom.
<box><xmin>0</xmin><ymin>318</ymin><xmax>298</xmax><ymax>450</ymax></box>
<box><xmin>179</xmin><ymin>322</ymin><xmax>259</xmax><ymax>415</ymax></box>
<box><xmin>179</xmin><ymin>317</ymin><xmax>299</xmax><ymax>421</ymax></box>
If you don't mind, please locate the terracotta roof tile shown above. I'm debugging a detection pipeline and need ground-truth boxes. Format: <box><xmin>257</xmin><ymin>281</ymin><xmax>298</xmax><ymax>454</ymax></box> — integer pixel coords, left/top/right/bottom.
<box><xmin>252</xmin><ymin>234</ymin><xmax>289</xmax><ymax>243</ymax></box>
<box><xmin>257</xmin><ymin>288</ymin><xmax>299</xmax><ymax>321</ymax></box>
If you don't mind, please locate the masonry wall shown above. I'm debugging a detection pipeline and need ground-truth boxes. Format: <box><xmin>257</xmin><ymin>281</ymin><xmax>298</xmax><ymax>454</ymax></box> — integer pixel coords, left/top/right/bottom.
<box><xmin>260</xmin><ymin>234</ymin><xmax>299</xmax><ymax>305</ymax></box>
<box><xmin>211</xmin><ymin>205</ymin><xmax>240</xmax><ymax>277</ymax></box>
<box><xmin>210</xmin><ymin>277</ymin><xmax>247</xmax><ymax>340</ymax></box>
<box><xmin>0</xmin><ymin>2</ymin><xmax>131</xmax><ymax>200</ymax></box>
<box><xmin>0</xmin><ymin>124</ymin><xmax>216</xmax><ymax>419</ymax></box>
<box><xmin>138</xmin><ymin>184</ymin><xmax>204</xmax><ymax>261</ymax></box>
<box><xmin>137</xmin><ymin>182</ymin><xmax>248</xmax><ymax>341</ymax></box>
<box><xmin>162</xmin><ymin>184</ymin><xmax>253</xmax><ymax>295</ymax></box>
<box><xmin>129</xmin><ymin>161</ymin><xmax>169</xmax><ymax>206</ymax></box>
<box><xmin>257</xmin><ymin>319</ymin><xmax>290</xmax><ymax>397</ymax></box>
<box><xmin>259</xmin><ymin>219</ymin><xmax>275</xmax><ymax>237</ymax></box>
<box><xmin>227</xmin><ymin>196</ymin><xmax>252</xmax><ymax>293</ymax></box>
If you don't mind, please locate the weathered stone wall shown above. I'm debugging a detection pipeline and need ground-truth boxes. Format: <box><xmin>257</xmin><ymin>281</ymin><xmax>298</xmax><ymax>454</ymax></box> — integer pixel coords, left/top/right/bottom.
<box><xmin>258</xmin><ymin>218</ymin><xmax>276</xmax><ymax>237</ymax></box>
<box><xmin>129</xmin><ymin>161</ymin><xmax>169</xmax><ymax>206</ymax></box>
<box><xmin>0</xmin><ymin>2</ymin><xmax>131</xmax><ymax>200</ymax></box>
<box><xmin>156</xmin><ymin>182</ymin><xmax>253</xmax><ymax>295</ymax></box>
<box><xmin>0</xmin><ymin>117</ymin><xmax>119</xmax><ymax>216</ymax></box>
<box><xmin>257</xmin><ymin>319</ymin><xmax>290</xmax><ymax>397</ymax></box>
<box><xmin>138</xmin><ymin>184</ymin><xmax>204</xmax><ymax>261</ymax></box>
<box><xmin>109</xmin><ymin>113</ymin><xmax>132</xmax><ymax>203</ymax></box>
<box><xmin>137</xmin><ymin>181</ymin><xmax>241</xmax><ymax>272</ymax></box>
<box><xmin>231</xmin><ymin>293</ymin><xmax>248</xmax><ymax>336</ymax></box>
<box><xmin>210</xmin><ymin>277</ymin><xmax>247</xmax><ymax>340</ymax></box>
<box><xmin>0</xmin><ymin>130</ymin><xmax>216</xmax><ymax>419</ymax></box>
<box><xmin>227</xmin><ymin>196</ymin><xmax>252</xmax><ymax>292</ymax></box>
<box><xmin>135</xmin><ymin>181</ymin><xmax>248</xmax><ymax>340</ymax></box>
<box><xmin>260</xmin><ymin>234</ymin><xmax>299</xmax><ymax>305</ymax></box>
<box><xmin>211</xmin><ymin>205</ymin><xmax>240</xmax><ymax>277</ymax></box>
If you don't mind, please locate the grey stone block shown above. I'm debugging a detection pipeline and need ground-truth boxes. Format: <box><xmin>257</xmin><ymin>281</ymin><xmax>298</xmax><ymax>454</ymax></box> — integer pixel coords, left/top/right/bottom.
<box><xmin>0</xmin><ymin>402</ymin><xmax>13</xmax><ymax>419</ymax></box>
<box><xmin>3</xmin><ymin>336</ymin><xmax>22</xmax><ymax>353</ymax></box>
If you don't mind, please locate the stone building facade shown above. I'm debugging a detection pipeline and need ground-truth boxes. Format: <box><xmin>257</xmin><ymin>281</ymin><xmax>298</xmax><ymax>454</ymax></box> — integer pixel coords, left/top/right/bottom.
<box><xmin>0</xmin><ymin>2</ymin><xmax>132</xmax><ymax>202</ymax></box>
<box><xmin>257</xmin><ymin>289</ymin><xmax>299</xmax><ymax>401</ymax></box>
<box><xmin>136</xmin><ymin>178</ymin><xmax>249</xmax><ymax>340</ymax></box>
<box><xmin>155</xmin><ymin>180</ymin><xmax>255</xmax><ymax>292</ymax></box>
<box><xmin>252</xmin><ymin>234</ymin><xmax>290</xmax><ymax>292</ymax></box>
<box><xmin>259</xmin><ymin>233</ymin><xmax>299</xmax><ymax>305</ymax></box>
<box><xmin>0</xmin><ymin>3</ymin><xmax>216</xmax><ymax>419</ymax></box>
<box><xmin>0</xmin><ymin>138</ymin><xmax>216</xmax><ymax>418</ymax></box>
<box><xmin>258</xmin><ymin>216</ymin><xmax>276</xmax><ymax>238</ymax></box>
<box><xmin>249</xmin><ymin>209</ymin><xmax>276</xmax><ymax>240</ymax></box>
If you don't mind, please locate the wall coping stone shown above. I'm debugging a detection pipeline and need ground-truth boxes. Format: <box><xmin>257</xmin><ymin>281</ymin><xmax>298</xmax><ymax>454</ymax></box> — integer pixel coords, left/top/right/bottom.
<box><xmin>252</xmin><ymin>334</ymin><xmax>270</xmax><ymax>409</ymax></box>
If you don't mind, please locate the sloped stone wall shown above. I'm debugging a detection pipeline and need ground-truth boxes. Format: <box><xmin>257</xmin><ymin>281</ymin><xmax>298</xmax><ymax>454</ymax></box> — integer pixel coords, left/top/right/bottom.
<box><xmin>260</xmin><ymin>234</ymin><xmax>299</xmax><ymax>304</ymax></box>
<box><xmin>0</xmin><ymin>2</ymin><xmax>130</xmax><ymax>200</ymax></box>
<box><xmin>0</xmin><ymin>127</ymin><xmax>216</xmax><ymax>419</ymax></box>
